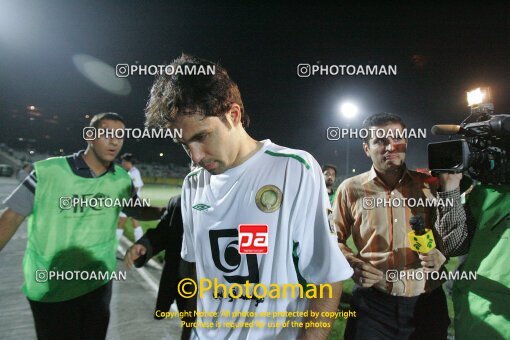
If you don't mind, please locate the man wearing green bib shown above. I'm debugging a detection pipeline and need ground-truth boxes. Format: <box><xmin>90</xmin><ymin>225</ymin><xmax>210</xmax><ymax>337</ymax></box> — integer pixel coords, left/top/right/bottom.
<box><xmin>436</xmin><ymin>174</ymin><xmax>510</xmax><ymax>340</ymax></box>
<box><xmin>0</xmin><ymin>112</ymin><xmax>164</xmax><ymax>339</ymax></box>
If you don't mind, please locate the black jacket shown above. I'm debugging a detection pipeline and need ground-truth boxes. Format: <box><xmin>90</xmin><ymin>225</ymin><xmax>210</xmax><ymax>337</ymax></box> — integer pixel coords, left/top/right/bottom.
<box><xmin>134</xmin><ymin>195</ymin><xmax>185</xmax><ymax>311</ymax></box>
<box><xmin>135</xmin><ymin>195</ymin><xmax>183</xmax><ymax>266</ymax></box>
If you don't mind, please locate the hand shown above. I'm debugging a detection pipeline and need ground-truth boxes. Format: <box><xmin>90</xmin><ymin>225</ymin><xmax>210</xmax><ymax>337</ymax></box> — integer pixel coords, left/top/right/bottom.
<box><xmin>352</xmin><ymin>262</ymin><xmax>384</xmax><ymax>287</ymax></box>
<box><xmin>438</xmin><ymin>172</ymin><xmax>462</xmax><ymax>192</ymax></box>
<box><xmin>124</xmin><ymin>244</ymin><xmax>147</xmax><ymax>269</ymax></box>
<box><xmin>419</xmin><ymin>248</ymin><xmax>446</xmax><ymax>272</ymax></box>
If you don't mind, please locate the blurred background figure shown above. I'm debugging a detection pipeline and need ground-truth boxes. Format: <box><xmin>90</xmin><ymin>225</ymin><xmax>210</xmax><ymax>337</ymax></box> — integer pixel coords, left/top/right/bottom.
<box><xmin>117</xmin><ymin>153</ymin><xmax>145</xmax><ymax>241</ymax></box>
<box><xmin>322</xmin><ymin>164</ymin><xmax>337</xmax><ymax>205</ymax></box>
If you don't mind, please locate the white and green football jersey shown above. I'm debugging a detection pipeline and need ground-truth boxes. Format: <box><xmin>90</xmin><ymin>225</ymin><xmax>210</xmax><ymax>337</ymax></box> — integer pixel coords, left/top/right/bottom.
<box><xmin>181</xmin><ymin>139</ymin><xmax>353</xmax><ymax>340</ymax></box>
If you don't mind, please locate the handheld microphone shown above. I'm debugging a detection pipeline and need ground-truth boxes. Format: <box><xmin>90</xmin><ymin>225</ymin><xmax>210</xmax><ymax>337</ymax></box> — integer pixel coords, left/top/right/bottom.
<box><xmin>408</xmin><ymin>216</ymin><xmax>436</xmax><ymax>253</ymax></box>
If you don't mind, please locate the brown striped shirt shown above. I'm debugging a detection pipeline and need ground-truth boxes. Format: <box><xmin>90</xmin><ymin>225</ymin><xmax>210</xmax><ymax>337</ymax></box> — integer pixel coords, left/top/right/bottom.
<box><xmin>333</xmin><ymin>165</ymin><xmax>444</xmax><ymax>297</ymax></box>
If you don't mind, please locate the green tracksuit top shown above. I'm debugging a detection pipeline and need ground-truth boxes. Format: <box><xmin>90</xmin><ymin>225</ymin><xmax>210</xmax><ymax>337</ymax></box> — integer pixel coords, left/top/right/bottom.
<box><xmin>453</xmin><ymin>183</ymin><xmax>510</xmax><ymax>339</ymax></box>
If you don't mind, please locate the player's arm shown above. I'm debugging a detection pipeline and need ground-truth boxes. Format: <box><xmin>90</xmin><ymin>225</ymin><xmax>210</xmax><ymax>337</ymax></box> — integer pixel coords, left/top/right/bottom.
<box><xmin>0</xmin><ymin>173</ymin><xmax>35</xmax><ymax>251</ymax></box>
<box><xmin>0</xmin><ymin>209</ymin><xmax>25</xmax><ymax>251</ymax></box>
<box><xmin>292</xmin><ymin>156</ymin><xmax>353</xmax><ymax>339</ymax></box>
<box><xmin>124</xmin><ymin>197</ymin><xmax>174</xmax><ymax>268</ymax></box>
<box><xmin>301</xmin><ymin>281</ymin><xmax>342</xmax><ymax>340</ymax></box>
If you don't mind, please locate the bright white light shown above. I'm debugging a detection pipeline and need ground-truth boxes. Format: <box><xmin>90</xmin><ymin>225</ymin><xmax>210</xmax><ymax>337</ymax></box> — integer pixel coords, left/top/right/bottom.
<box><xmin>159</xmin><ymin>153</ymin><xmax>164</xmax><ymax>157</ymax></box>
<box><xmin>340</xmin><ymin>102</ymin><xmax>359</xmax><ymax>119</ymax></box>
<box><xmin>467</xmin><ymin>88</ymin><xmax>485</xmax><ymax>107</ymax></box>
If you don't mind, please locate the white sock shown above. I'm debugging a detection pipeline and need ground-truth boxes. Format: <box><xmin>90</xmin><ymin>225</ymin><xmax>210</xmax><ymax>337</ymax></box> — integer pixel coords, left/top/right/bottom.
<box><xmin>134</xmin><ymin>226</ymin><xmax>143</xmax><ymax>241</ymax></box>
<box><xmin>116</xmin><ymin>229</ymin><xmax>124</xmax><ymax>240</ymax></box>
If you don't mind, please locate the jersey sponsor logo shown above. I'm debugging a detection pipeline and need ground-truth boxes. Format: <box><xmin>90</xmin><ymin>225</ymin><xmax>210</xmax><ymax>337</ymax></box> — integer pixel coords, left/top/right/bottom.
<box><xmin>255</xmin><ymin>185</ymin><xmax>283</xmax><ymax>213</ymax></box>
<box><xmin>209</xmin><ymin>229</ymin><xmax>260</xmax><ymax>284</ymax></box>
<box><xmin>238</xmin><ymin>225</ymin><xmax>269</xmax><ymax>254</ymax></box>
<box><xmin>192</xmin><ymin>203</ymin><xmax>210</xmax><ymax>211</ymax></box>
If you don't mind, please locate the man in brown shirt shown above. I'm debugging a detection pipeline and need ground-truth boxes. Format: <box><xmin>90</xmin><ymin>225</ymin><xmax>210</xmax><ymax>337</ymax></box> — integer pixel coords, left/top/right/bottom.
<box><xmin>333</xmin><ymin>113</ymin><xmax>460</xmax><ymax>339</ymax></box>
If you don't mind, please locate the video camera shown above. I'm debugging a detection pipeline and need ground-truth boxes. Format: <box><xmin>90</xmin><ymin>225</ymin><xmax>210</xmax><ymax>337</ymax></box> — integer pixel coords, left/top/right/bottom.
<box><xmin>428</xmin><ymin>87</ymin><xmax>510</xmax><ymax>185</ymax></box>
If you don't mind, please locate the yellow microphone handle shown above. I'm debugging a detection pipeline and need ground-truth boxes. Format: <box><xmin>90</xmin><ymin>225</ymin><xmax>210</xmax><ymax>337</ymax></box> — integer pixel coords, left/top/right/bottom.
<box><xmin>408</xmin><ymin>228</ymin><xmax>436</xmax><ymax>253</ymax></box>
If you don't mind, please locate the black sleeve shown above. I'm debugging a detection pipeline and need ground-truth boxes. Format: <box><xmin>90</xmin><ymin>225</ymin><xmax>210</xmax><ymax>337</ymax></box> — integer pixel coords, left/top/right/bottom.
<box><xmin>134</xmin><ymin>195</ymin><xmax>180</xmax><ymax>267</ymax></box>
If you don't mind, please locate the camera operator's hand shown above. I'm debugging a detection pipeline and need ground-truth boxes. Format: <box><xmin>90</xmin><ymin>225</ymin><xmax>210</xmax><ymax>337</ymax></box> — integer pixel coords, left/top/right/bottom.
<box><xmin>124</xmin><ymin>244</ymin><xmax>147</xmax><ymax>269</ymax></box>
<box><xmin>438</xmin><ymin>172</ymin><xmax>462</xmax><ymax>192</ymax></box>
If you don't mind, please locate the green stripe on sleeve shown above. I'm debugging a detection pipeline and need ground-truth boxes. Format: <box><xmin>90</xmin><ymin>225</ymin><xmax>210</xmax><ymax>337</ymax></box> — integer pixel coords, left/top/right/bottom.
<box><xmin>264</xmin><ymin>150</ymin><xmax>310</xmax><ymax>170</ymax></box>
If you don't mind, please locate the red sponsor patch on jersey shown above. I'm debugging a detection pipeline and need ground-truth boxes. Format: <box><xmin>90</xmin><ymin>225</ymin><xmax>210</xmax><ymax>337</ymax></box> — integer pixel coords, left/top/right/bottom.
<box><xmin>238</xmin><ymin>224</ymin><xmax>269</xmax><ymax>254</ymax></box>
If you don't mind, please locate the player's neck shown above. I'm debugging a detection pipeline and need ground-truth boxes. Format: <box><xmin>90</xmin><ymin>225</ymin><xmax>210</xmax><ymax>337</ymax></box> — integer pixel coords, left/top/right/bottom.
<box><xmin>230</xmin><ymin>133</ymin><xmax>263</xmax><ymax>169</ymax></box>
<box><xmin>83</xmin><ymin>149</ymin><xmax>110</xmax><ymax>176</ymax></box>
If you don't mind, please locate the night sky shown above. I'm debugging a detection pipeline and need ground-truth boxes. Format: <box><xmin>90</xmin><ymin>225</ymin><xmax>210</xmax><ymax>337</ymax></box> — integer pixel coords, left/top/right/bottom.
<box><xmin>1</xmin><ymin>2</ymin><xmax>509</xmax><ymax>177</ymax></box>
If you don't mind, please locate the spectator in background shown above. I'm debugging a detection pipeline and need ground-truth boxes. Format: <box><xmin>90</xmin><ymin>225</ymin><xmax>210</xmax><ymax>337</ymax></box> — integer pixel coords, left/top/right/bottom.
<box><xmin>322</xmin><ymin>164</ymin><xmax>337</xmax><ymax>205</ymax></box>
<box><xmin>117</xmin><ymin>153</ymin><xmax>145</xmax><ymax>241</ymax></box>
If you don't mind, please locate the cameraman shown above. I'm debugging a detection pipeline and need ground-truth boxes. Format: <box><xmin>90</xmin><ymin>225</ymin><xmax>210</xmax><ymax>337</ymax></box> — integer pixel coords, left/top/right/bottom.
<box><xmin>436</xmin><ymin>173</ymin><xmax>510</xmax><ymax>339</ymax></box>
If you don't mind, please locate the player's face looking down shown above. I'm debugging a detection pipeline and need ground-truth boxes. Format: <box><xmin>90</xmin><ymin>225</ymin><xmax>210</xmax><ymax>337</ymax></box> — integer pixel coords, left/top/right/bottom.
<box><xmin>88</xmin><ymin>119</ymin><xmax>125</xmax><ymax>164</ymax></box>
<box><xmin>363</xmin><ymin>123</ymin><xmax>407</xmax><ymax>173</ymax></box>
<box><xmin>173</xmin><ymin>105</ymin><xmax>243</xmax><ymax>175</ymax></box>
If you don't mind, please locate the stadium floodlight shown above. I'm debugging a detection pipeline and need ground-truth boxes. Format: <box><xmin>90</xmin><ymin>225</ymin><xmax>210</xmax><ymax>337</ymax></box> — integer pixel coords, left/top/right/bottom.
<box><xmin>467</xmin><ymin>87</ymin><xmax>491</xmax><ymax>107</ymax></box>
<box><xmin>340</xmin><ymin>102</ymin><xmax>359</xmax><ymax>119</ymax></box>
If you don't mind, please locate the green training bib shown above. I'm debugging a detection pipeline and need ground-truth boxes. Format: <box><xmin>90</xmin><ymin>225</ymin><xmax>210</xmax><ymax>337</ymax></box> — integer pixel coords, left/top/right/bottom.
<box><xmin>22</xmin><ymin>157</ymin><xmax>132</xmax><ymax>302</ymax></box>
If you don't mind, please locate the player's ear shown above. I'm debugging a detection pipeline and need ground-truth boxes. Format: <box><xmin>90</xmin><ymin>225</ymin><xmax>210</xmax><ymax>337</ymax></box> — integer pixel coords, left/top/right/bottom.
<box><xmin>227</xmin><ymin>104</ymin><xmax>242</xmax><ymax>126</ymax></box>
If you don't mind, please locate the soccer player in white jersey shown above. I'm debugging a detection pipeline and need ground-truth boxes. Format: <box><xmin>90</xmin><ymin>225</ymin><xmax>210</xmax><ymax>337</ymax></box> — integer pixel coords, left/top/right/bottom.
<box><xmin>145</xmin><ymin>54</ymin><xmax>353</xmax><ymax>340</ymax></box>
<box><xmin>117</xmin><ymin>153</ymin><xmax>145</xmax><ymax>241</ymax></box>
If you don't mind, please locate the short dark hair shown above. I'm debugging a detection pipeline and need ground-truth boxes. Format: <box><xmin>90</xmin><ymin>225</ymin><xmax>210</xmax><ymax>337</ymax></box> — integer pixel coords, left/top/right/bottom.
<box><xmin>120</xmin><ymin>153</ymin><xmax>135</xmax><ymax>164</ymax></box>
<box><xmin>322</xmin><ymin>164</ymin><xmax>337</xmax><ymax>175</ymax></box>
<box><xmin>361</xmin><ymin>112</ymin><xmax>406</xmax><ymax>143</ymax></box>
<box><xmin>89</xmin><ymin>112</ymin><xmax>125</xmax><ymax>129</ymax></box>
<box><xmin>145</xmin><ymin>54</ymin><xmax>249</xmax><ymax>128</ymax></box>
